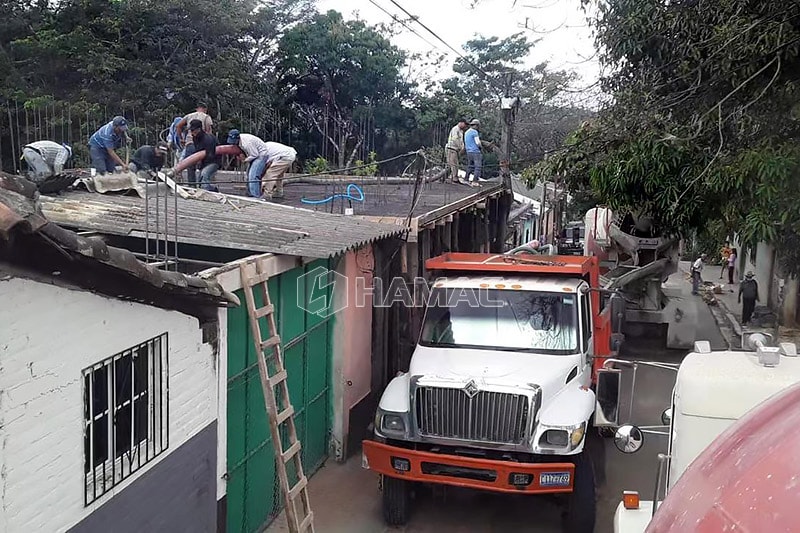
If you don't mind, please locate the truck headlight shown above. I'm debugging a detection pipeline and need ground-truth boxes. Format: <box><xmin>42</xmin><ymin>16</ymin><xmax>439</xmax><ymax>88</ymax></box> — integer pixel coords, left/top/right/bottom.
<box><xmin>382</xmin><ymin>414</ymin><xmax>406</xmax><ymax>434</ymax></box>
<box><xmin>539</xmin><ymin>422</ymin><xmax>586</xmax><ymax>451</ymax></box>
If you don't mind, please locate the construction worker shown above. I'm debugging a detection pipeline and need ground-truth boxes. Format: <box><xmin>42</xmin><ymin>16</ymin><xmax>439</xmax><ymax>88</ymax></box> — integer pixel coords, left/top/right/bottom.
<box><xmin>463</xmin><ymin>119</ymin><xmax>496</xmax><ymax>187</ymax></box>
<box><xmin>738</xmin><ymin>271</ymin><xmax>759</xmax><ymax>324</ymax></box>
<box><xmin>187</xmin><ymin>119</ymin><xmax>219</xmax><ymax>191</ymax></box>
<box><xmin>444</xmin><ymin>119</ymin><xmax>468</xmax><ymax>183</ymax></box>
<box><xmin>20</xmin><ymin>140</ymin><xmax>73</xmax><ymax>184</ymax></box>
<box><xmin>226</xmin><ymin>129</ymin><xmax>271</xmax><ymax>198</ymax></box>
<box><xmin>175</xmin><ymin>102</ymin><xmax>213</xmax><ymax>160</ymax></box>
<box><xmin>88</xmin><ymin>116</ymin><xmax>130</xmax><ymax>174</ymax></box>
<box><xmin>227</xmin><ymin>130</ymin><xmax>296</xmax><ymax>200</ymax></box>
<box><xmin>130</xmin><ymin>141</ymin><xmax>170</xmax><ymax>173</ymax></box>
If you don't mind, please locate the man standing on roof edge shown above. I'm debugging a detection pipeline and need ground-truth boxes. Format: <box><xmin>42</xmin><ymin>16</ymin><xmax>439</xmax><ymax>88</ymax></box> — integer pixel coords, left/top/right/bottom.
<box><xmin>226</xmin><ymin>129</ymin><xmax>271</xmax><ymax>198</ymax></box>
<box><xmin>175</xmin><ymin>102</ymin><xmax>213</xmax><ymax>160</ymax></box>
<box><xmin>188</xmin><ymin>119</ymin><xmax>219</xmax><ymax>191</ymax></box>
<box><xmin>20</xmin><ymin>140</ymin><xmax>73</xmax><ymax>184</ymax></box>
<box><xmin>88</xmin><ymin>116</ymin><xmax>130</xmax><ymax>174</ymax></box>
<box><xmin>444</xmin><ymin>119</ymin><xmax>468</xmax><ymax>184</ymax></box>
<box><xmin>463</xmin><ymin>119</ymin><xmax>484</xmax><ymax>187</ymax></box>
<box><xmin>228</xmin><ymin>130</ymin><xmax>296</xmax><ymax>201</ymax></box>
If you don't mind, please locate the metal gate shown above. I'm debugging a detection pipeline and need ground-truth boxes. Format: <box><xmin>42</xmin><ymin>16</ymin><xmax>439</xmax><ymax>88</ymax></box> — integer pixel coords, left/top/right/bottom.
<box><xmin>226</xmin><ymin>260</ymin><xmax>333</xmax><ymax>533</ymax></box>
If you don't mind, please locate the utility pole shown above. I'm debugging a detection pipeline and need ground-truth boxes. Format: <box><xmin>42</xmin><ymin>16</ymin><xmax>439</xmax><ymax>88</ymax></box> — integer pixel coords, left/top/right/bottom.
<box><xmin>492</xmin><ymin>71</ymin><xmax>519</xmax><ymax>253</ymax></box>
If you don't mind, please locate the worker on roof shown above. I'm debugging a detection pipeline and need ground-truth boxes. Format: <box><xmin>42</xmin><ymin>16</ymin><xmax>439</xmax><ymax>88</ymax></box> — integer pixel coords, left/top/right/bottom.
<box><xmin>227</xmin><ymin>129</ymin><xmax>296</xmax><ymax>201</ymax></box>
<box><xmin>226</xmin><ymin>129</ymin><xmax>271</xmax><ymax>198</ymax></box>
<box><xmin>88</xmin><ymin>116</ymin><xmax>130</xmax><ymax>174</ymax></box>
<box><xmin>129</xmin><ymin>141</ymin><xmax>170</xmax><ymax>174</ymax></box>
<box><xmin>444</xmin><ymin>119</ymin><xmax>468</xmax><ymax>184</ymax></box>
<box><xmin>188</xmin><ymin>119</ymin><xmax>219</xmax><ymax>191</ymax></box>
<box><xmin>463</xmin><ymin>119</ymin><xmax>496</xmax><ymax>188</ymax></box>
<box><xmin>175</xmin><ymin>102</ymin><xmax>213</xmax><ymax>160</ymax></box>
<box><xmin>20</xmin><ymin>140</ymin><xmax>73</xmax><ymax>184</ymax></box>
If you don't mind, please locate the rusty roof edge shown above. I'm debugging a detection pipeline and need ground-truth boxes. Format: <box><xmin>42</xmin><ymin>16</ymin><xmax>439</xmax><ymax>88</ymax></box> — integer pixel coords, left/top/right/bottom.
<box><xmin>0</xmin><ymin>176</ymin><xmax>239</xmax><ymax>308</ymax></box>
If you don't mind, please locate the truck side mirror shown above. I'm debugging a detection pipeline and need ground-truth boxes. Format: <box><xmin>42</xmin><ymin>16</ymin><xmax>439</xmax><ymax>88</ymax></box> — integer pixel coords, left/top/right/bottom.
<box><xmin>594</xmin><ymin>368</ymin><xmax>622</xmax><ymax>427</ymax></box>
<box><xmin>614</xmin><ymin>425</ymin><xmax>644</xmax><ymax>454</ymax></box>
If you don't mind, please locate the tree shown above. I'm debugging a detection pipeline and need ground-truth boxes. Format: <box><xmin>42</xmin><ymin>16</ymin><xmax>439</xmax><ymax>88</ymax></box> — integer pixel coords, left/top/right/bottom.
<box><xmin>277</xmin><ymin>10</ymin><xmax>409</xmax><ymax>169</ymax></box>
<box><xmin>532</xmin><ymin>0</ymin><xmax>800</xmax><ymax>280</ymax></box>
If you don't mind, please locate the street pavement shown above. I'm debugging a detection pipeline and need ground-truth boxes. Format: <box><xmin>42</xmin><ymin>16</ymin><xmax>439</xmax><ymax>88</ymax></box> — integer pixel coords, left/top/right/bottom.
<box><xmin>267</xmin><ymin>269</ymin><xmax>727</xmax><ymax>533</ymax></box>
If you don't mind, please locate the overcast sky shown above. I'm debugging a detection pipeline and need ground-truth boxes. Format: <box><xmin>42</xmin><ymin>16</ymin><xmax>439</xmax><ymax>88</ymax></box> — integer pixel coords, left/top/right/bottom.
<box><xmin>315</xmin><ymin>0</ymin><xmax>601</xmax><ymax>92</ymax></box>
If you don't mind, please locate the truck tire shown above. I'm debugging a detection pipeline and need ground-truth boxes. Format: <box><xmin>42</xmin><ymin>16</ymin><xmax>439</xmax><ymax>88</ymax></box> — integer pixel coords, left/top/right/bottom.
<box><xmin>563</xmin><ymin>452</ymin><xmax>596</xmax><ymax>533</ymax></box>
<box><xmin>381</xmin><ymin>474</ymin><xmax>411</xmax><ymax>526</ymax></box>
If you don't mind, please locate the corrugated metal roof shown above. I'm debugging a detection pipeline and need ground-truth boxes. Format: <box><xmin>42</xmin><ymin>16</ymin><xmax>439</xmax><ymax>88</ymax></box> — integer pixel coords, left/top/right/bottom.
<box><xmin>40</xmin><ymin>189</ymin><xmax>406</xmax><ymax>259</ymax></box>
<box><xmin>0</xmin><ymin>172</ymin><xmax>238</xmax><ymax>311</ymax></box>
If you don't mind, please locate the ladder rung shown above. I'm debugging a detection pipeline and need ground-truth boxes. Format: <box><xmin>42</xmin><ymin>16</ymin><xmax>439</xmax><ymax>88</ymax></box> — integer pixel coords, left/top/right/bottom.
<box><xmin>276</xmin><ymin>406</ymin><xmax>295</xmax><ymax>424</ymax></box>
<box><xmin>288</xmin><ymin>476</ymin><xmax>308</xmax><ymax>500</ymax></box>
<box><xmin>269</xmin><ymin>370</ymin><xmax>288</xmax><ymax>387</ymax></box>
<box><xmin>299</xmin><ymin>512</ymin><xmax>314</xmax><ymax>531</ymax></box>
<box><xmin>255</xmin><ymin>304</ymin><xmax>275</xmax><ymax>318</ymax></box>
<box><xmin>261</xmin><ymin>335</ymin><xmax>281</xmax><ymax>350</ymax></box>
<box><xmin>282</xmin><ymin>440</ymin><xmax>302</xmax><ymax>463</ymax></box>
<box><xmin>245</xmin><ymin>271</ymin><xmax>272</xmax><ymax>286</ymax></box>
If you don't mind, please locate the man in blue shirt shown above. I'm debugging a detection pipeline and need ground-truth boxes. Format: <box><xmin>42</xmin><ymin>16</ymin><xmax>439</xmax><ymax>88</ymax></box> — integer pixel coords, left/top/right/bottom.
<box><xmin>88</xmin><ymin>116</ymin><xmax>130</xmax><ymax>174</ymax></box>
<box><xmin>463</xmin><ymin>119</ymin><xmax>484</xmax><ymax>187</ymax></box>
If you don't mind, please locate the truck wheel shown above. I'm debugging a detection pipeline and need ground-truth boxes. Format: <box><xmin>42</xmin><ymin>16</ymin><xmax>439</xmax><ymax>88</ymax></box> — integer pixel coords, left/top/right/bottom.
<box><xmin>563</xmin><ymin>452</ymin><xmax>596</xmax><ymax>533</ymax></box>
<box><xmin>381</xmin><ymin>474</ymin><xmax>411</xmax><ymax>526</ymax></box>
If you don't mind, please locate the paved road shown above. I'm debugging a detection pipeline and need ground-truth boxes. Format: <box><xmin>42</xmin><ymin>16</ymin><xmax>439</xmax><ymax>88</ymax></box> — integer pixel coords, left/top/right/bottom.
<box><xmin>268</xmin><ymin>284</ymin><xmax>727</xmax><ymax>533</ymax></box>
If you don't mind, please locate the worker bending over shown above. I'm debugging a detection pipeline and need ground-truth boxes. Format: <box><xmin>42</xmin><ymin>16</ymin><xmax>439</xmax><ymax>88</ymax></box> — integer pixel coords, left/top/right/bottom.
<box><xmin>21</xmin><ymin>140</ymin><xmax>73</xmax><ymax>184</ymax></box>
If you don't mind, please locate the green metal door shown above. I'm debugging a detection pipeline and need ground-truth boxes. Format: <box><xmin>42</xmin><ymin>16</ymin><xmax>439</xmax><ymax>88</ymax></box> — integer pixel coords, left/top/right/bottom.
<box><xmin>226</xmin><ymin>259</ymin><xmax>334</xmax><ymax>533</ymax></box>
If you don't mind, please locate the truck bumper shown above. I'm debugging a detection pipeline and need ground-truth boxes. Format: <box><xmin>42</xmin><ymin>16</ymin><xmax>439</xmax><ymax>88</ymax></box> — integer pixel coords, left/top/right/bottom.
<box><xmin>361</xmin><ymin>440</ymin><xmax>575</xmax><ymax>495</ymax></box>
<box><xmin>613</xmin><ymin>500</ymin><xmax>654</xmax><ymax>533</ymax></box>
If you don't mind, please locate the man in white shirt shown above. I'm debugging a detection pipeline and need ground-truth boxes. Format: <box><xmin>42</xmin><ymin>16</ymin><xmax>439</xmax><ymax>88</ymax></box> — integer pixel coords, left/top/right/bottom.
<box><xmin>444</xmin><ymin>119</ymin><xmax>468</xmax><ymax>183</ymax></box>
<box><xmin>21</xmin><ymin>140</ymin><xmax>73</xmax><ymax>183</ymax></box>
<box><xmin>691</xmin><ymin>253</ymin><xmax>707</xmax><ymax>295</ymax></box>
<box><xmin>228</xmin><ymin>129</ymin><xmax>296</xmax><ymax>200</ymax></box>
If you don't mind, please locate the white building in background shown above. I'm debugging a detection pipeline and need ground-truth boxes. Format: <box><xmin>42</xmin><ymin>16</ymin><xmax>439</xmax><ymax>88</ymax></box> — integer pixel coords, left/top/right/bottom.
<box><xmin>0</xmin><ymin>175</ymin><xmax>237</xmax><ymax>533</ymax></box>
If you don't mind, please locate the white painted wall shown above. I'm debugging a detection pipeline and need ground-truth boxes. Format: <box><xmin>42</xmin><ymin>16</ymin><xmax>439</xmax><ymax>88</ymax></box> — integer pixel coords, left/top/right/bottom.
<box><xmin>0</xmin><ymin>276</ymin><xmax>217</xmax><ymax>533</ymax></box>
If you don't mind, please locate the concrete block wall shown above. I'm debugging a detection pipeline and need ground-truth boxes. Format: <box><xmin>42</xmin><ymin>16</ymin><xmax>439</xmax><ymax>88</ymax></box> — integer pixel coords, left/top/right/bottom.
<box><xmin>0</xmin><ymin>275</ymin><xmax>217</xmax><ymax>533</ymax></box>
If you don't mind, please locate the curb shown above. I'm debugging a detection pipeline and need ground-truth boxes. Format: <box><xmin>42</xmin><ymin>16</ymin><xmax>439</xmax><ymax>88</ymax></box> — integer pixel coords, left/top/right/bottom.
<box><xmin>679</xmin><ymin>265</ymin><xmax>741</xmax><ymax>348</ymax></box>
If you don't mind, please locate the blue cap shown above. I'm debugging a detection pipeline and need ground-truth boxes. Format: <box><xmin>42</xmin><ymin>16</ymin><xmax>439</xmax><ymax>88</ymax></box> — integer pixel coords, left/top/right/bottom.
<box><xmin>112</xmin><ymin>115</ymin><xmax>128</xmax><ymax>130</ymax></box>
<box><xmin>227</xmin><ymin>129</ymin><xmax>240</xmax><ymax>144</ymax></box>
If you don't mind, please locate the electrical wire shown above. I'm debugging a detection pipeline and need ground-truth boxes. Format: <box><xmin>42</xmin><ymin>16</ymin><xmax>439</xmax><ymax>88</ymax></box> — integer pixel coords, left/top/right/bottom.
<box><xmin>366</xmin><ymin>0</ymin><xmax>441</xmax><ymax>52</ymax></box>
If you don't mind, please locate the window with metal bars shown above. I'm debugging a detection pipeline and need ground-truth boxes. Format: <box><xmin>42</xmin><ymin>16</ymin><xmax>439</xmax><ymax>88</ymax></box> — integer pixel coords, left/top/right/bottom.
<box><xmin>82</xmin><ymin>333</ymin><xmax>168</xmax><ymax>505</ymax></box>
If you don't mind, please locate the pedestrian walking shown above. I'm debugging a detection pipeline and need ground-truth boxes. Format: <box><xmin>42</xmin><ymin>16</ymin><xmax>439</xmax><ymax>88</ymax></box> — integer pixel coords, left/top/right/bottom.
<box><xmin>738</xmin><ymin>271</ymin><xmax>759</xmax><ymax>324</ymax></box>
<box><xmin>727</xmin><ymin>248</ymin><xmax>737</xmax><ymax>285</ymax></box>
<box><xmin>691</xmin><ymin>253</ymin><xmax>707</xmax><ymax>295</ymax></box>
<box><xmin>21</xmin><ymin>140</ymin><xmax>73</xmax><ymax>184</ymax></box>
<box><xmin>719</xmin><ymin>241</ymin><xmax>731</xmax><ymax>279</ymax></box>
<box><xmin>444</xmin><ymin>119</ymin><xmax>467</xmax><ymax>183</ymax></box>
<box><xmin>88</xmin><ymin>116</ymin><xmax>130</xmax><ymax>174</ymax></box>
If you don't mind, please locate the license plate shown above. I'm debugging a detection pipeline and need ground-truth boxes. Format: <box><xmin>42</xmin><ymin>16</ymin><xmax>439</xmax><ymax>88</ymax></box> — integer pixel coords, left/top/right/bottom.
<box><xmin>539</xmin><ymin>472</ymin><xmax>571</xmax><ymax>487</ymax></box>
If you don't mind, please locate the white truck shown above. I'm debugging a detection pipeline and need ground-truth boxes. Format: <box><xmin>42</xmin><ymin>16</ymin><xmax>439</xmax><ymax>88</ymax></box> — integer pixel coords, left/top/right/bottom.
<box><xmin>361</xmin><ymin>251</ymin><xmax>626</xmax><ymax>533</ymax></box>
<box><xmin>599</xmin><ymin>332</ymin><xmax>800</xmax><ymax>531</ymax></box>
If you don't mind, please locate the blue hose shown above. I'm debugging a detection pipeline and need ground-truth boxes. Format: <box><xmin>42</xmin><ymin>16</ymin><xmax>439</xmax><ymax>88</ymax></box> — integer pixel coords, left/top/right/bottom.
<box><xmin>300</xmin><ymin>183</ymin><xmax>365</xmax><ymax>205</ymax></box>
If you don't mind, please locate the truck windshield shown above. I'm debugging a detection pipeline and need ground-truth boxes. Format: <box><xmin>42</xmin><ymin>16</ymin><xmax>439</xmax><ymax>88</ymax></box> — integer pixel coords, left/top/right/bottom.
<box><xmin>419</xmin><ymin>288</ymin><xmax>579</xmax><ymax>354</ymax></box>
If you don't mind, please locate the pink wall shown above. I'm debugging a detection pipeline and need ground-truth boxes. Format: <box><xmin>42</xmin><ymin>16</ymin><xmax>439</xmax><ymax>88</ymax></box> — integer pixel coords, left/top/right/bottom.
<box><xmin>331</xmin><ymin>245</ymin><xmax>375</xmax><ymax>459</ymax></box>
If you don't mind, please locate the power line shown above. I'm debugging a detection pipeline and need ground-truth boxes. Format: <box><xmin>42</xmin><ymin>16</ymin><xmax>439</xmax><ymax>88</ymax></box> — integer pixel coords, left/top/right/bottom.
<box><xmin>365</xmin><ymin>0</ymin><xmax>441</xmax><ymax>52</ymax></box>
<box><xmin>384</xmin><ymin>0</ymin><xmax>501</xmax><ymax>87</ymax></box>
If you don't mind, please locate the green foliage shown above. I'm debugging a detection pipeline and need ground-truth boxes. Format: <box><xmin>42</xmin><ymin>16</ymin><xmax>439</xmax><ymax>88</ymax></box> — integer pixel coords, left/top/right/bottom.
<box><xmin>537</xmin><ymin>0</ymin><xmax>800</xmax><ymax>274</ymax></box>
<box><xmin>303</xmin><ymin>156</ymin><xmax>330</xmax><ymax>175</ymax></box>
<box><xmin>352</xmin><ymin>151</ymin><xmax>379</xmax><ymax>177</ymax></box>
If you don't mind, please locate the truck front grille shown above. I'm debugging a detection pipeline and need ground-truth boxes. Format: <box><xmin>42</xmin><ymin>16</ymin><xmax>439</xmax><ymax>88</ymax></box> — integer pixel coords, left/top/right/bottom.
<box><xmin>414</xmin><ymin>386</ymin><xmax>530</xmax><ymax>445</ymax></box>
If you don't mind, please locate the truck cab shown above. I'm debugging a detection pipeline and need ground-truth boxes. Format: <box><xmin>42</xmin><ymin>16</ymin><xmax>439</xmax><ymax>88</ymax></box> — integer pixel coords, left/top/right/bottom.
<box><xmin>606</xmin><ymin>334</ymin><xmax>800</xmax><ymax>532</ymax></box>
<box><xmin>362</xmin><ymin>252</ymin><xmax>623</xmax><ymax>532</ymax></box>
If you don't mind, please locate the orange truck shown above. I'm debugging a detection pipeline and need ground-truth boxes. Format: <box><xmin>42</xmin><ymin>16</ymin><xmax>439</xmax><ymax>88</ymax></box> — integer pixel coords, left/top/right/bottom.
<box><xmin>361</xmin><ymin>251</ymin><xmax>625</xmax><ymax>532</ymax></box>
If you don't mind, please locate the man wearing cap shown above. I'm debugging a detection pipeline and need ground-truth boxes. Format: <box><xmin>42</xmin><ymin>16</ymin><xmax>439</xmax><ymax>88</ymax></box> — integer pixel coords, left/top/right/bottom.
<box><xmin>20</xmin><ymin>140</ymin><xmax>73</xmax><ymax>184</ymax></box>
<box><xmin>187</xmin><ymin>119</ymin><xmax>219</xmax><ymax>191</ymax></box>
<box><xmin>130</xmin><ymin>141</ymin><xmax>170</xmax><ymax>173</ymax></box>
<box><xmin>175</xmin><ymin>103</ymin><xmax>213</xmax><ymax>159</ymax></box>
<box><xmin>227</xmin><ymin>129</ymin><xmax>272</xmax><ymax>198</ymax></box>
<box><xmin>738</xmin><ymin>271</ymin><xmax>760</xmax><ymax>324</ymax></box>
<box><xmin>463</xmin><ymin>119</ymin><xmax>484</xmax><ymax>187</ymax></box>
<box><xmin>88</xmin><ymin>116</ymin><xmax>130</xmax><ymax>174</ymax></box>
<box><xmin>444</xmin><ymin>119</ymin><xmax>468</xmax><ymax>183</ymax></box>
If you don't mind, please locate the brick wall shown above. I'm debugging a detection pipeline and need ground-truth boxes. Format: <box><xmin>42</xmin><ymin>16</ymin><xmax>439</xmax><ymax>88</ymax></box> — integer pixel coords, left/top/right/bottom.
<box><xmin>0</xmin><ymin>275</ymin><xmax>218</xmax><ymax>532</ymax></box>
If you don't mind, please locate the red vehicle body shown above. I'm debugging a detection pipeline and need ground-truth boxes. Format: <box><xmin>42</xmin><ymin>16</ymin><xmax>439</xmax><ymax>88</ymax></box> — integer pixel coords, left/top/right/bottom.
<box><xmin>647</xmin><ymin>381</ymin><xmax>800</xmax><ymax>532</ymax></box>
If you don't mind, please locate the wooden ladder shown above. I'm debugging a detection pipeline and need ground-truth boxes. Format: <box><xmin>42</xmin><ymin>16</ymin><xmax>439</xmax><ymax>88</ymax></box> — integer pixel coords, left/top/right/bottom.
<box><xmin>239</xmin><ymin>262</ymin><xmax>315</xmax><ymax>533</ymax></box>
